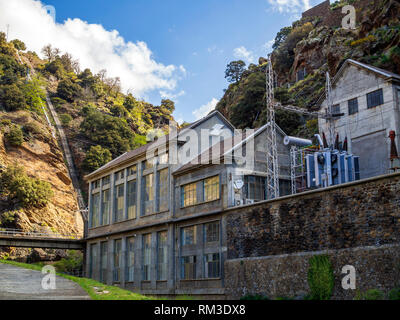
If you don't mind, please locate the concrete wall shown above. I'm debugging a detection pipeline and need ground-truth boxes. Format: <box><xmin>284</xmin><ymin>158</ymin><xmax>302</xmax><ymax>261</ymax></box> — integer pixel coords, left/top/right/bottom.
<box><xmin>319</xmin><ymin>64</ymin><xmax>400</xmax><ymax>178</ymax></box>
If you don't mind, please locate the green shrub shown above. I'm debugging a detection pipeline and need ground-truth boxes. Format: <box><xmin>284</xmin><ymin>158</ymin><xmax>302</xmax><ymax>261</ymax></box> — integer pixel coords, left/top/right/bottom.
<box><xmin>0</xmin><ymin>210</ymin><xmax>17</xmax><ymax>226</ymax></box>
<box><xmin>0</xmin><ymin>165</ymin><xmax>53</xmax><ymax>208</ymax></box>
<box><xmin>23</xmin><ymin>122</ymin><xmax>42</xmax><ymax>136</ymax></box>
<box><xmin>388</xmin><ymin>288</ymin><xmax>400</xmax><ymax>300</ymax></box>
<box><xmin>59</xmin><ymin>113</ymin><xmax>73</xmax><ymax>126</ymax></box>
<box><xmin>0</xmin><ymin>119</ymin><xmax>11</xmax><ymax>128</ymax></box>
<box><xmin>5</xmin><ymin>125</ymin><xmax>24</xmax><ymax>146</ymax></box>
<box><xmin>82</xmin><ymin>145</ymin><xmax>112</xmax><ymax>172</ymax></box>
<box><xmin>358</xmin><ymin>289</ymin><xmax>385</xmax><ymax>300</ymax></box>
<box><xmin>0</xmin><ymin>84</ymin><xmax>27</xmax><ymax>111</ymax></box>
<box><xmin>57</xmin><ymin>78</ymin><xmax>83</xmax><ymax>102</ymax></box>
<box><xmin>307</xmin><ymin>255</ymin><xmax>335</xmax><ymax>300</ymax></box>
<box><xmin>53</xmin><ymin>250</ymin><xmax>83</xmax><ymax>273</ymax></box>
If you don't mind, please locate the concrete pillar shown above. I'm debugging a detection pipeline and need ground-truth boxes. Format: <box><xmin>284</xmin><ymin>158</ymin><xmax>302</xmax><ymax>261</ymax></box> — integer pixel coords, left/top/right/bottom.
<box><xmin>167</xmin><ymin>224</ymin><xmax>175</xmax><ymax>293</ymax></box>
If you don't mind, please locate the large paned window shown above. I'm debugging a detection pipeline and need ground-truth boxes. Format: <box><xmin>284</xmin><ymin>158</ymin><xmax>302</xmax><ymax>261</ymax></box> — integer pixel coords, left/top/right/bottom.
<box><xmin>101</xmin><ymin>189</ymin><xmax>110</xmax><ymax>225</ymax></box>
<box><xmin>157</xmin><ymin>169</ymin><xmax>169</xmax><ymax>212</ymax></box>
<box><xmin>114</xmin><ymin>184</ymin><xmax>124</xmax><ymax>222</ymax></box>
<box><xmin>348</xmin><ymin>98</ymin><xmax>358</xmax><ymax>115</ymax></box>
<box><xmin>245</xmin><ymin>176</ymin><xmax>266</xmax><ymax>201</ymax></box>
<box><xmin>204</xmin><ymin>222</ymin><xmax>220</xmax><ymax>243</ymax></box>
<box><xmin>203</xmin><ymin>176</ymin><xmax>220</xmax><ymax>202</ymax></box>
<box><xmin>91</xmin><ymin>193</ymin><xmax>100</xmax><ymax>228</ymax></box>
<box><xmin>181</xmin><ymin>182</ymin><xmax>197</xmax><ymax>207</ymax></box>
<box><xmin>143</xmin><ymin>234</ymin><xmax>152</xmax><ymax>281</ymax></box>
<box><xmin>100</xmin><ymin>242</ymin><xmax>107</xmax><ymax>282</ymax></box>
<box><xmin>143</xmin><ymin>174</ymin><xmax>154</xmax><ymax>215</ymax></box>
<box><xmin>113</xmin><ymin>240</ymin><xmax>122</xmax><ymax>282</ymax></box>
<box><xmin>126</xmin><ymin>237</ymin><xmax>135</xmax><ymax>282</ymax></box>
<box><xmin>181</xmin><ymin>256</ymin><xmax>196</xmax><ymax>279</ymax></box>
<box><xmin>89</xmin><ymin>243</ymin><xmax>98</xmax><ymax>278</ymax></box>
<box><xmin>181</xmin><ymin>226</ymin><xmax>196</xmax><ymax>246</ymax></box>
<box><xmin>204</xmin><ymin>253</ymin><xmax>220</xmax><ymax>278</ymax></box>
<box><xmin>367</xmin><ymin>88</ymin><xmax>384</xmax><ymax>109</ymax></box>
<box><xmin>127</xmin><ymin>180</ymin><xmax>137</xmax><ymax>219</ymax></box>
<box><xmin>157</xmin><ymin>232</ymin><xmax>168</xmax><ymax>280</ymax></box>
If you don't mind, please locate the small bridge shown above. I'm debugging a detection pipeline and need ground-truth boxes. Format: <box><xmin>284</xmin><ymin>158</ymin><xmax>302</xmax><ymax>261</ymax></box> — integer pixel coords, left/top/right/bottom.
<box><xmin>0</xmin><ymin>229</ymin><xmax>85</xmax><ymax>250</ymax></box>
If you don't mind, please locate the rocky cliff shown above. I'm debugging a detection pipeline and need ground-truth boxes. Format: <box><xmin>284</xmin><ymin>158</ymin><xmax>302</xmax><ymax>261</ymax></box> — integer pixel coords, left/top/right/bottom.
<box><xmin>216</xmin><ymin>0</ymin><xmax>400</xmax><ymax>135</ymax></box>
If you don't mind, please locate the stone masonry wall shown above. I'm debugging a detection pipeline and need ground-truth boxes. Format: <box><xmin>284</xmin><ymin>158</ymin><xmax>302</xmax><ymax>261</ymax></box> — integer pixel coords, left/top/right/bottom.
<box><xmin>225</xmin><ymin>244</ymin><xmax>400</xmax><ymax>299</ymax></box>
<box><xmin>224</xmin><ymin>173</ymin><xmax>400</xmax><ymax>299</ymax></box>
<box><xmin>226</xmin><ymin>173</ymin><xmax>400</xmax><ymax>259</ymax></box>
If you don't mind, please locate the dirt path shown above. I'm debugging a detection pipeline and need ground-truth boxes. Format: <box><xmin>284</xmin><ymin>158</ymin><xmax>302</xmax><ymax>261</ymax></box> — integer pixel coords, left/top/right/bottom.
<box><xmin>0</xmin><ymin>263</ymin><xmax>90</xmax><ymax>300</ymax></box>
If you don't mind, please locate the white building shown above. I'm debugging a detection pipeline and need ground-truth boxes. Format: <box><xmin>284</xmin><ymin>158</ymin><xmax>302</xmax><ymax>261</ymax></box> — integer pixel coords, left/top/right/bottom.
<box><xmin>318</xmin><ymin>59</ymin><xmax>400</xmax><ymax>179</ymax></box>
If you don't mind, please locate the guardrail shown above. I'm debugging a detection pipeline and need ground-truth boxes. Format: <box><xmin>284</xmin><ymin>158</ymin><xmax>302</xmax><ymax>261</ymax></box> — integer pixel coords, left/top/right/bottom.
<box><xmin>0</xmin><ymin>228</ymin><xmax>82</xmax><ymax>240</ymax></box>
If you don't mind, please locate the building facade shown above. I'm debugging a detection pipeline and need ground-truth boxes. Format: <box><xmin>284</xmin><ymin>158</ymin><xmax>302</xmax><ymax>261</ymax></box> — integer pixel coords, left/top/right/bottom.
<box><xmin>318</xmin><ymin>59</ymin><xmax>400</xmax><ymax>179</ymax></box>
<box><xmin>84</xmin><ymin>110</ymin><xmax>296</xmax><ymax>297</ymax></box>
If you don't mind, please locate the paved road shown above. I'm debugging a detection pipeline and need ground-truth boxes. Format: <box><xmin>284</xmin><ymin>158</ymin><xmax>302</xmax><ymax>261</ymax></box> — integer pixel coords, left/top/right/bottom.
<box><xmin>0</xmin><ymin>264</ymin><xmax>90</xmax><ymax>300</ymax></box>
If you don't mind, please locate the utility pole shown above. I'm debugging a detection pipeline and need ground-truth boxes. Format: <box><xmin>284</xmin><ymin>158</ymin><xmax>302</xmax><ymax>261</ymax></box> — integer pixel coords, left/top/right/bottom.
<box><xmin>325</xmin><ymin>71</ymin><xmax>335</xmax><ymax>148</ymax></box>
<box><xmin>265</xmin><ymin>57</ymin><xmax>280</xmax><ymax>200</ymax></box>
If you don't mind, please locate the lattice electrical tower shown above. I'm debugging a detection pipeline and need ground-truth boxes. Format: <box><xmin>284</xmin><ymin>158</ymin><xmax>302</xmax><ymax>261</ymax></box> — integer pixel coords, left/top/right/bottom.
<box><xmin>265</xmin><ymin>58</ymin><xmax>280</xmax><ymax>200</ymax></box>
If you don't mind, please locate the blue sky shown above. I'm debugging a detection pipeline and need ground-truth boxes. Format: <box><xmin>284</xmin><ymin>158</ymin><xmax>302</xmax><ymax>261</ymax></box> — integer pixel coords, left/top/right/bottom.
<box><xmin>1</xmin><ymin>0</ymin><xmax>322</xmax><ymax>123</ymax></box>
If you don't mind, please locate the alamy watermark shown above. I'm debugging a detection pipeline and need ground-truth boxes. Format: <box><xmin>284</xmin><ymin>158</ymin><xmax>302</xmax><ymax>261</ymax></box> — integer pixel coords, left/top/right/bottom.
<box><xmin>41</xmin><ymin>265</ymin><xmax>56</xmax><ymax>290</ymax></box>
<box><xmin>342</xmin><ymin>5</ymin><xmax>356</xmax><ymax>30</ymax></box>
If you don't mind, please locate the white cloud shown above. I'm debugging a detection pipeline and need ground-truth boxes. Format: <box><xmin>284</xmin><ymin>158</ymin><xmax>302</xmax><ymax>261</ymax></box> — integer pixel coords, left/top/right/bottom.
<box><xmin>159</xmin><ymin>90</ymin><xmax>185</xmax><ymax>101</ymax></box>
<box><xmin>263</xmin><ymin>39</ymin><xmax>275</xmax><ymax>53</ymax></box>
<box><xmin>267</xmin><ymin>0</ymin><xmax>311</xmax><ymax>13</ymax></box>
<box><xmin>0</xmin><ymin>0</ymin><xmax>184</xmax><ymax>97</ymax></box>
<box><xmin>192</xmin><ymin>98</ymin><xmax>219</xmax><ymax>120</ymax></box>
<box><xmin>233</xmin><ymin>46</ymin><xmax>255</xmax><ymax>64</ymax></box>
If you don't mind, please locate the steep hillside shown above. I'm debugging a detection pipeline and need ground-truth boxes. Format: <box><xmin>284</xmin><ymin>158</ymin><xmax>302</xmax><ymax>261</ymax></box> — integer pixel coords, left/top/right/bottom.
<box><xmin>0</xmin><ymin>31</ymin><xmax>176</xmax><ymax>260</ymax></box>
<box><xmin>216</xmin><ymin>0</ymin><xmax>400</xmax><ymax>137</ymax></box>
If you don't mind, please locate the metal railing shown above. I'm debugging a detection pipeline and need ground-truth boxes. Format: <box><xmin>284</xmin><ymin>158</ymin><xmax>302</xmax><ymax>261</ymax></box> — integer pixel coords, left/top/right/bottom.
<box><xmin>0</xmin><ymin>228</ymin><xmax>82</xmax><ymax>240</ymax></box>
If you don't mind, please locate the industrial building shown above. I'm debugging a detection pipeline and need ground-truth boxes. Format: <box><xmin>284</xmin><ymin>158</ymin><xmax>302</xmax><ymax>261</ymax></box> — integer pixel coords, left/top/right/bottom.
<box><xmin>84</xmin><ymin>59</ymin><xmax>400</xmax><ymax>297</ymax></box>
<box><xmin>83</xmin><ymin>110</ymin><xmax>304</xmax><ymax>296</ymax></box>
<box><xmin>318</xmin><ymin>59</ymin><xmax>400</xmax><ymax>178</ymax></box>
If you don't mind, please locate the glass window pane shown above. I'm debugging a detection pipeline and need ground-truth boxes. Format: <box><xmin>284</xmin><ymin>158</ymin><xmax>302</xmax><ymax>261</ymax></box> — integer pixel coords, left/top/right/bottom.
<box><xmin>181</xmin><ymin>226</ymin><xmax>196</xmax><ymax>245</ymax></box>
<box><xmin>143</xmin><ymin>174</ymin><xmax>154</xmax><ymax>215</ymax></box>
<box><xmin>100</xmin><ymin>242</ymin><xmax>107</xmax><ymax>282</ymax></box>
<box><xmin>126</xmin><ymin>238</ymin><xmax>135</xmax><ymax>282</ymax></box>
<box><xmin>204</xmin><ymin>176</ymin><xmax>220</xmax><ymax>202</ymax></box>
<box><xmin>205</xmin><ymin>222</ymin><xmax>220</xmax><ymax>243</ymax></box>
<box><xmin>181</xmin><ymin>256</ymin><xmax>196</xmax><ymax>279</ymax></box>
<box><xmin>157</xmin><ymin>169</ymin><xmax>169</xmax><ymax>212</ymax></box>
<box><xmin>102</xmin><ymin>189</ymin><xmax>110</xmax><ymax>225</ymax></box>
<box><xmin>204</xmin><ymin>253</ymin><xmax>220</xmax><ymax>278</ymax></box>
<box><xmin>157</xmin><ymin>232</ymin><xmax>168</xmax><ymax>280</ymax></box>
<box><xmin>113</xmin><ymin>240</ymin><xmax>122</xmax><ymax>282</ymax></box>
<box><xmin>91</xmin><ymin>193</ymin><xmax>100</xmax><ymax>228</ymax></box>
<box><xmin>182</xmin><ymin>183</ymin><xmax>197</xmax><ymax>207</ymax></box>
<box><xmin>114</xmin><ymin>184</ymin><xmax>124</xmax><ymax>222</ymax></box>
<box><xmin>127</xmin><ymin>180</ymin><xmax>137</xmax><ymax>219</ymax></box>
<box><xmin>143</xmin><ymin>234</ymin><xmax>152</xmax><ymax>281</ymax></box>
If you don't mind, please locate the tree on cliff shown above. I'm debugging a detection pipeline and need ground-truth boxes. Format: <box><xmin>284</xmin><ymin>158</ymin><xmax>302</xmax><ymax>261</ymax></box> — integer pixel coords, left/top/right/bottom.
<box><xmin>82</xmin><ymin>145</ymin><xmax>112</xmax><ymax>172</ymax></box>
<box><xmin>225</xmin><ymin>60</ymin><xmax>246</xmax><ymax>83</ymax></box>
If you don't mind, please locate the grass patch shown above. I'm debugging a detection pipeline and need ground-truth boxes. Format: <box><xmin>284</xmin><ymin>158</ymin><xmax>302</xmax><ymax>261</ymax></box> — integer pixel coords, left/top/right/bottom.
<box><xmin>0</xmin><ymin>259</ymin><xmax>154</xmax><ymax>300</ymax></box>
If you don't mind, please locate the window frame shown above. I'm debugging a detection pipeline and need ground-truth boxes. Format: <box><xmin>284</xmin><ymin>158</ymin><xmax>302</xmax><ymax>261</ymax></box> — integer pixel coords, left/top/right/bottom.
<box><xmin>203</xmin><ymin>175</ymin><xmax>220</xmax><ymax>203</ymax></box>
<box><xmin>367</xmin><ymin>88</ymin><xmax>384</xmax><ymax>109</ymax></box>
<box><xmin>181</xmin><ymin>255</ymin><xmax>197</xmax><ymax>280</ymax></box>
<box><xmin>204</xmin><ymin>253</ymin><xmax>221</xmax><ymax>279</ymax></box>
<box><xmin>156</xmin><ymin>231</ymin><xmax>168</xmax><ymax>281</ymax></box>
<box><xmin>348</xmin><ymin>97</ymin><xmax>359</xmax><ymax>115</ymax></box>
<box><xmin>181</xmin><ymin>226</ymin><xmax>197</xmax><ymax>246</ymax></box>
<box><xmin>181</xmin><ymin>182</ymin><xmax>197</xmax><ymax>207</ymax></box>
<box><xmin>142</xmin><ymin>234</ymin><xmax>152</xmax><ymax>281</ymax></box>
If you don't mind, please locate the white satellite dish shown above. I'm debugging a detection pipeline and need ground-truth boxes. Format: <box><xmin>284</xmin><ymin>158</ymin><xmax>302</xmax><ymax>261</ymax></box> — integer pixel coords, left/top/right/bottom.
<box><xmin>234</xmin><ymin>179</ymin><xmax>244</xmax><ymax>190</ymax></box>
